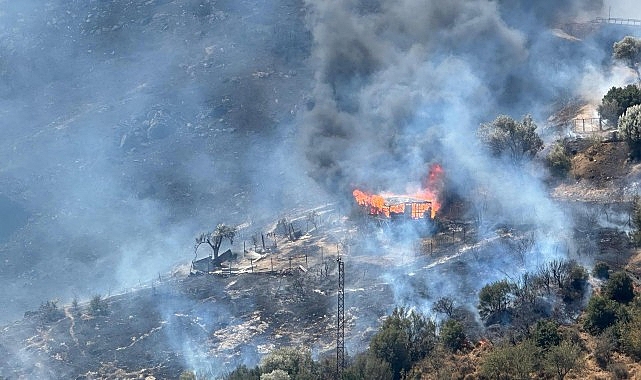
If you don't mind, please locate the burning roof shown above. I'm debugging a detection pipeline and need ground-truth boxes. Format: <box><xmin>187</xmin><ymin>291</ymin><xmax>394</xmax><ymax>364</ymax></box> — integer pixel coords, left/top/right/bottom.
<box><xmin>353</xmin><ymin>164</ymin><xmax>443</xmax><ymax>219</ymax></box>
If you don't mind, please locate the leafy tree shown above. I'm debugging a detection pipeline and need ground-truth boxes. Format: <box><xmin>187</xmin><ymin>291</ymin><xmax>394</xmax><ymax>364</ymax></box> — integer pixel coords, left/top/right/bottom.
<box><xmin>619</xmin><ymin>308</ymin><xmax>641</xmax><ymax>361</ymax></box>
<box><xmin>259</xmin><ymin>347</ymin><xmax>317</xmax><ymax>380</ymax></box>
<box><xmin>343</xmin><ymin>352</ymin><xmax>392</xmax><ymax>380</ymax></box>
<box><xmin>583</xmin><ymin>295</ymin><xmax>621</xmax><ymax>334</ymax></box>
<box><xmin>603</xmin><ymin>272</ymin><xmax>635</xmax><ymax>304</ymax></box>
<box><xmin>543</xmin><ymin>341</ymin><xmax>583</xmax><ymax>380</ymax></box>
<box><xmin>598</xmin><ymin>85</ymin><xmax>641</xmax><ymax>125</ymax></box>
<box><xmin>480</xmin><ymin>340</ymin><xmax>538</xmax><ymax>380</ymax></box>
<box><xmin>619</xmin><ymin>104</ymin><xmax>641</xmax><ymax>160</ymax></box>
<box><xmin>369</xmin><ymin>308</ymin><xmax>436</xmax><ymax>380</ymax></box>
<box><xmin>440</xmin><ymin>319</ymin><xmax>466</xmax><ymax>352</ymax></box>
<box><xmin>594</xmin><ymin>327</ymin><xmax>618</xmax><ymax>369</ymax></box>
<box><xmin>613</xmin><ymin>36</ymin><xmax>641</xmax><ymax>78</ymax></box>
<box><xmin>533</xmin><ymin>320</ymin><xmax>561</xmax><ymax>350</ymax></box>
<box><xmin>478</xmin><ymin>279</ymin><xmax>513</xmax><ymax>321</ymax></box>
<box><xmin>546</xmin><ymin>142</ymin><xmax>572</xmax><ymax>178</ymax></box>
<box><xmin>478</xmin><ymin>114</ymin><xmax>543</xmax><ymax>162</ymax></box>
<box><xmin>631</xmin><ymin>195</ymin><xmax>641</xmax><ymax>246</ymax></box>
<box><xmin>593</xmin><ymin>262</ymin><xmax>610</xmax><ymax>280</ymax></box>
<box><xmin>195</xmin><ymin>223</ymin><xmax>237</xmax><ymax>260</ymax></box>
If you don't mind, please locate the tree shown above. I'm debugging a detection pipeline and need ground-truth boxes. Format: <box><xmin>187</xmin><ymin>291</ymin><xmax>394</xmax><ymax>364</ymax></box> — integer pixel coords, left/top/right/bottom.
<box><xmin>603</xmin><ymin>271</ymin><xmax>635</xmax><ymax>304</ymax></box>
<box><xmin>195</xmin><ymin>223</ymin><xmax>236</xmax><ymax>260</ymax></box>
<box><xmin>478</xmin><ymin>280</ymin><xmax>513</xmax><ymax>321</ymax></box>
<box><xmin>480</xmin><ymin>340</ymin><xmax>537</xmax><ymax>380</ymax></box>
<box><xmin>478</xmin><ymin>114</ymin><xmax>543</xmax><ymax>162</ymax></box>
<box><xmin>544</xmin><ymin>341</ymin><xmax>583</xmax><ymax>380</ymax></box>
<box><xmin>632</xmin><ymin>195</ymin><xmax>641</xmax><ymax>246</ymax></box>
<box><xmin>599</xmin><ymin>85</ymin><xmax>641</xmax><ymax>126</ymax></box>
<box><xmin>613</xmin><ymin>36</ymin><xmax>641</xmax><ymax>79</ymax></box>
<box><xmin>440</xmin><ymin>319</ymin><xmax>466</xmax><ymax>352</ymax></box>
<box><xmin>433</xmin><ymin>297</ymin><xmax>455</xmax><ymax>318</ymax></box>
<box><xmin>583</xmin><ymin>295</ymin><xmax>621</xmax><ymax>334</ymax></box>
<box><xmin>343</xmin><ymin>352</ymin><xmax>392</xmax><ymax>380</ymax></box>
<box><xmin>619</xmin><ymin>104</ymin><xmax>641</xmax><ymax>160</ymax></box>
<box><xmin>546</xmin><ymin>142</ymin><xmax>571</xmax><ymax>178</ymax></box>
<box><xmin>533</xmin><ymin>320</ymin><xmax>561</xmax><ymax>350</ymax></box>
<box><xmin>259</xmin><ymin>347</ymin><xmax>317</xmax><ymax>380</ymax></box>
<box><xmin>369</xmin><ymin>308</ymin><xmax>436</xmax><ymax>380</ymax></box>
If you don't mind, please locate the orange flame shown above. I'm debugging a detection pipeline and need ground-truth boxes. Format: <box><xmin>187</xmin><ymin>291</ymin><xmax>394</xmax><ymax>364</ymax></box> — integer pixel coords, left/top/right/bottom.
<box><xmin>353</xmin><ymin>164</ymin><xmax>443</xmax><ymax>219</ymax></box>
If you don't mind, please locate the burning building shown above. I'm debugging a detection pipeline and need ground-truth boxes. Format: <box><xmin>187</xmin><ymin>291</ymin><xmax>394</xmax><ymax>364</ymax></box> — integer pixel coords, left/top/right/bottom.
<box><xmin>353</xmin><ymin>164</ymin><xmax>443</xmax><ymax>220</ymax></box>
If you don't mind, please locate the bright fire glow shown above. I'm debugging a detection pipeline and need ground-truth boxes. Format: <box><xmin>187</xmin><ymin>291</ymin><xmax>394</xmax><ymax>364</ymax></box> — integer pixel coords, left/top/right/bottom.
<box><xmin>353</xmin><ymin>164</ymin><xmax>443</xmax><ymax>219</ymax></box>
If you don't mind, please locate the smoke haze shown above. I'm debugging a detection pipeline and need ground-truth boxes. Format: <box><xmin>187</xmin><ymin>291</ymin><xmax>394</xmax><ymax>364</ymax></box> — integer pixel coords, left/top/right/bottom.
<box><xmin>2</xmin><ymin>0</ymin><xmax>641</xmax><ymax>376</ymax></box>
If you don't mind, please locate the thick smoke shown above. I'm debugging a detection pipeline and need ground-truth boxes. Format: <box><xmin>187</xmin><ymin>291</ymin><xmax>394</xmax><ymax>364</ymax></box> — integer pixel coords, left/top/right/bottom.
<box><xmin>0</xmin><ymin>0</ymin><xmax>326</xmax><ymax>323</ymax></box>
<box><xmin>299</xmin><ymin>0</ymin><xmax>618</xmax><ymax>318</ymax></box>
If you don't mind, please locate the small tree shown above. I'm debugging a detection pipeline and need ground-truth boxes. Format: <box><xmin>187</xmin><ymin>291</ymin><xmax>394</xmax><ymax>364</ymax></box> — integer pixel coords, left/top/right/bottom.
<box><xmin>478</xmin><ymin>279</ymin><xmax>513</xmax><ymax>320</ymax></box>
<box><xmin>533</xmin><ymin>320</ymin><xmax>561</xmax><ymax>350</ymax></box>
<box><xmin>369</xmin><ymin>308</ymin><xmax>437</xmax><ymax>380</ymax></box>
<box><xmin>613</xmin><ymin>36</ymin><xmax>641</xmax><ymax>79</ymax></box>
<box><xmin>593</xmin><ymin>262</ymin><xmax>610</xmax><ymax>280</ymax></box>
<box><xmin>440</xmin><ymin>319</ymin><xmax>467</xmax><ymax>352</ymax></box>
<box><xmin>544</xmin><ymin>341</ymin><xmax>583</xmax><ymax>380</ymax></box>
<box><xmin>603</xmin><ymin>271</ymin><xmax>635</xmax><ymax>304</ymax></box>
<box><xmin>619</xmin><ymin>104</ymin><xmax>641</xmax><ymax>160</ymax></box>
<box><xmin>433</xmin><ymin>297</ymin><xmax>455</xmax><ymax>318</ymax></box>
<box><xmin>599</xmin><ymin>85</ymin><xmax>641</xmax><ymax>125</ymax></box>
<box><xmin>195</xmin><ymin>224</ymin><xmax>236</xmax><ymax>260</ymax></box>
<box><xmin>478</xmin><ymin>114</ymin><xmax>544</xmax><ymax>163</ymax></box>
<box><xmin>583</xmin><ymin>295</ymin><xmax>621</xmax><ymax>334</ymax></box>
<box><xmin>480</xmin><ymin>340</ymin><xmax>538</xmax><ymax>379</ymax></box>
<box><xmin>546</xmin><ymin>142</ymin><xmax>572</xmax><ymax>178</ymax></box>
<box><xmin>260</xmin><ymin>347</ymin><xmax>316</xmax><ymax>379</ymax></box>
<box><xmin>88</xmin><ymin>295</ymin><xmax>109</xmax><ymax>316</ymax></box>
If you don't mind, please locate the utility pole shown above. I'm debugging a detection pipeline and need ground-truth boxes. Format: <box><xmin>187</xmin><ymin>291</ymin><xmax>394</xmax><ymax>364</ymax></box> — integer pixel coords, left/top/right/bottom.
<box><xmin>336</xmin><ymin>256</ymin><xmax>345</xmax><ymax>379</ymax></box>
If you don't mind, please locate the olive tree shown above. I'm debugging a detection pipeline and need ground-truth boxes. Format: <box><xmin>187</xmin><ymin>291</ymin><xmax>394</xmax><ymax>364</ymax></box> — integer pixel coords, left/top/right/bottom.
<box><xmin>194</xmin><ymin>223</ymin><xmax>236</xmax><ymax>260</ymax></box>
<box><xmin>479</xmin><ymin>115</ymin><xmax>543</xmax><ymax>163</ymax></box>
<box><xmin>618</xmin><ymin>104</ymin><xmax>641</xmax><ymax>160</ymax></box>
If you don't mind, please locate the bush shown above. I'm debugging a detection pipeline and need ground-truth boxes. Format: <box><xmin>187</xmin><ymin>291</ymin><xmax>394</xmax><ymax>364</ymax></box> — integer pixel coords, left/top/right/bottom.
<box><xmin>618</xmin><ymin>104</ymin><xmax>641</xmax><ymax>160</ymax></box>
<box><xmin>594</xmin><ymin>327</ymin><xmax>618</xmax><ymax>369</ymax></box>
<box><xmin>583</xmin><ymin>295</ymin><xmax>622</xmax><ymax>334</ymax></box>
<box><xmin>259</xmin><ymin>347</ymin><xmax>316</xmax><ymax>379</ymax></box>
<box><xmin>478</xmin><ymin>114</ymin><xmax>544</xmax><ymax>163</ymax></box>
<box><xmin>533</xmin><ymin>320</ymin><xmax>561</xmax><ymax>350</ymax></box>
<box><xmin>38</xmin><ymin>300</ymin><xmax>65</xmax><ymax>323</ymax></box>
<box><xmin>88</xmin><ymin>295</ymin><xmax>109</xmax><ymax>316</ymax></box>
<box><xmin>343</xmin><ymin>352</ymin><xmax>392</xmax><ymax>380</ymax></box>
<box><xmin>603</xmin><ymin>272</ymin><xmax>635</xmax><ymax>304</ymax></box>
<box><xmin>546</xmin><ymin>142</ymin><xmax>572</xmax><ymax>178</ymax></box>
<box><xmin>480</xmin><ymin>340</ymin><xmax>538</xmax><ymax>379</ymax></box>
<box><xmin>609</xmin><ymin>362</ymin><xmax>630</xmax><ymax>379</ymax></box>
<box><xmin>440</xmin><ymin>319</ymin><xmax>467</xmax><ymax>352</ymax></box>
<box><xmin>369</xmin><ymin>308</ymin><xmax>436</xmax><ymax>380</ymax></box>
<box><xmin>593</xmin><ymin>262</ymin><xmax>610</xmax><ymax>280</ymax></box>
<box><xmin>543</xmin><ymin>341</ymin><xmax>583</xmax><ymax>380</ymax></box>
<box><xmin>599</xmin><ymin>85</ymin><xmax>641</xmax><ymax>125</ymax></box>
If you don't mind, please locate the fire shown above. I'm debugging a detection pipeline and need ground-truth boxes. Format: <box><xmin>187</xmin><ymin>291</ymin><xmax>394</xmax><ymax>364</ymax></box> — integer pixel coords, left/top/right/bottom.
<box><xmin>353</xmin><ymin>164</ymin><xmax>443</xmax><ymax>219</ymax></box>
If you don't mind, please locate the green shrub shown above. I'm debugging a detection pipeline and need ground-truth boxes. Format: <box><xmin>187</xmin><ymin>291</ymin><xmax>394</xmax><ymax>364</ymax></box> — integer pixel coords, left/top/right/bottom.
<box><xmin>593</xmin><ymin>262</ymin><xmax>610</xmax><ymax>280</ymax></box>
<box><xmin>599</xmin><ymin>85</ymin><xmax>641</xmax><ymax>125</ymax></box>
<box><xmin>583</xmin><ymin>295</ymin><xmax>622</xmax><ymax>334</ymax></box>
<box><xmin>533</xmin><ymin>320</ymin><xmax>561</xmax><ymax>350</ymax></box>
<box><xmin>440</xmin><ymin>319</ymin><xmax>466</xmax><ymax>352</ymax></box>
<box><xmin>603</xmin><ymin>272</ymin><xmax>635</xmax><ymax>304</ymax></box>
<box><xmin>546</xmin><ymin>142</ymin><xmax>572</xmax><ymax>178</ymax></box>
